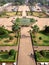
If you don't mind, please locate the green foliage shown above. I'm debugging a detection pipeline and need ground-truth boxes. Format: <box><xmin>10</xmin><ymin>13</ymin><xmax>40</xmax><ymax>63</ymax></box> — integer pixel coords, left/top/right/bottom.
<box><xmin>14</xmin><ymin>18</ymin><xmax>35</xmax><ymax>26</ymax></box>
<box><xmin>35</xmin><ymin>52</ymin><xmax>41</xmax><ymax>61</ymax></box>
<box><xmin>0</xmin><ymin>49</ymin><xmax>17</xmax><ymax>62</ymax></box>
<box><xmin>0</xmin><ymin>0</ymin><xmax>49</xmax><ymax>6</ymax></box>
<box><xmin>45</xmin><ymin>52</ymin><xmax>49</xmax><ymax>58</ymax></box>
<box><xmin>32</xmin><ymin>25</ymin><xmax>39</xmax><ymax>33</ymax></box>
<box><xmin>39</xmin><ymin>37</ymin><xmax>42</xmax><ymax>40</ymax></box>
<box><xmin>1</xmin><ymin>53</ymin><xmax>9</xmax><ymax>59</ymax></box>
<box><xmin>30</xmin><ymin>18</ymin><xmax>36</xmax><ymax>22</ymax></box>
<box><xmin>9</xmin><ymin>36</ymin><xmax>13</xmax><ymax>40</ymax></box>
<box><xmin>9</xmin><ymin>49</ymin><xmax>16</xmax><ymax>56</ymax></box>
<box><xmin>35</xmin><ymin>50</ymin><xmax>49</xmax><ymax>62</ymax></box>
<box><xmin>40</xmin><ymin>50</ymin><xmax>49</xmax><ymax>58</ymax></box>
<box><xmin>12</xmin><ymin>24</ymin><xmax>19</xmax><ymax>32</ymax></box>
<box><xmin>0</xmin><ymin>27</ymin><xmax>8</xmax><ymax>35</ymax></box>
<box><xmin>40</xmin><ymin>50</ymin><xmax>46</xmax><ymax>57</ymax></box>
<box><xmin>43</xmin><ymin>40</ymin><xmax>49</xmax><ymax>43</ymax></box>
<box><xmin>44</xmin><ymin>26</ymin><xmax>49</xmax><ymax>33</ymax></box>
<box><xmin>15</xmin><ymin>18</ymin><xmax>20</xmax><ymax>22</ymax></box>
<box><xmin>33</xmin><ymin>35</ymin><xmax>36</xmax><ymax>38</ymax></box>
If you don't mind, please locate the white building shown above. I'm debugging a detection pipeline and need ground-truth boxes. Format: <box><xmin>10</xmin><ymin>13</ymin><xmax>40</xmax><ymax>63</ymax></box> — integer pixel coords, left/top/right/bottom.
<box><xmin>0</xmin><ymin>3</ymin><xmax>12</xmax><ymax>12</ymax></box>
<box><xmin>0</xmin><ymin>3</ymin><xmax>18</xmax><ymax>12</ymax></box>
<box><xmin>5</xmin><ymin>6</ymin><xmax>18</xmax><ymax>12</ymax></box>
<box><xmin>30</xmin><ymin>5</ymin><xmax>42</xmax><ymax>12</ymax></box>
<box><xmin>2</xmin><ymin>3</ymin><xmax>12</xmax><ymax>8</ymax></box>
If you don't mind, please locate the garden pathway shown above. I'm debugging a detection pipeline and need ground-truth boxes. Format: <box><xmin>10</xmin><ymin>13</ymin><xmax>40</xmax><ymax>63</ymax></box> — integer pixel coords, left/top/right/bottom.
<box><xmin>34</xmin><ymin>46</ymin><xmax>49</xmax><ymax>51</ymax></box>
<box><xmin>18</xmin><ymin>5</ymin><xmax>30</xmax><ymax>17</ymax></box>
<box><xmin>18</xmin><ymin>27</ymin><xmax>36</xmax><ymax>65</ymax></box>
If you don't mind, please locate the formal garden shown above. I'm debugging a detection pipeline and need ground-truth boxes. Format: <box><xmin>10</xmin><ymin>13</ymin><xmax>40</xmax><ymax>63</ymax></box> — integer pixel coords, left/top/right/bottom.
<box><xmin>0</xmin><ymin>11</ymin><xmax>22</xmax><ymax>18</ymax></box>
<box><xmin>0</xmin><ymin>11</ymin><xmax>16</xmax><ymax>18</ymax></box>
<box><xmin>0</xmin><ymin>24</ymin><xmax>20</xmax><ymax>46</ymax></box>
<box><xmin>26</xmin><ymin>11</ymin><xmax>49</xmax><ymax>18</ymax></box>
<box><xmin>16</xmin><ymin>11</ymin><xmax>22</xmax><ymax>16</ymax></box>
<box><xmin>14</xmin><ymin>18</ymin><xmax>37</xmax><ymax>26</ymax></box>
<box><xmin>0</xmin><ymin>49</ymin><xmax>17</xmax><ymax>62</ymax></box>
<box><xmin>35</xmin><ymin>50</ymin><xmax>49</xmax><ymax>62</ymax></box>
<box><xmin>31</xmin><ymin>25</ymin><xmax>49</xmax><ymax>46</ymax></box>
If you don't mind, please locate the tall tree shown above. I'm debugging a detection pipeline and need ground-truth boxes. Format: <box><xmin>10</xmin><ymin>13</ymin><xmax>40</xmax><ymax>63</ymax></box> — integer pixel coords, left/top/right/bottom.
<box><xmin>32</xmin><ymin>25</ymin><xmax>39</xmax><ymax>33</ymax></box>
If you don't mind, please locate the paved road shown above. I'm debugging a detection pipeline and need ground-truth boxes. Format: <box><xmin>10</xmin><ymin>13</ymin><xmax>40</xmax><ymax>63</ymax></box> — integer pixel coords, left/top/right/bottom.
<box><xmin>18</xmin><ymin>27</ymin><xmax>36</xmax><ymax>65</ymax></box>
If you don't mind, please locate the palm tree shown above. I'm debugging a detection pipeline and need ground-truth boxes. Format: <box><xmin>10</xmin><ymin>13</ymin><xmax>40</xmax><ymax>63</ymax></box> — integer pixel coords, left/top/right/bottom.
<box><xmin>12</xmin><ymin>24</ymin><xmax>20</xmax><ymax>33</ymax></box>
<box><xmin>12</xmin><ymin>24</ymin><xmax>20</xmax><ymax>37</ymax></box>
<box><xmin>31</xmin><ymin>25</ymin><xmax>39</xmax><ymax>33</ymax></box>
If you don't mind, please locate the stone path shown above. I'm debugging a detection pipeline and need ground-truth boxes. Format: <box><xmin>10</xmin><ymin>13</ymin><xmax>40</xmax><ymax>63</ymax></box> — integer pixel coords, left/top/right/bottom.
<box><xmin>18</xmin><ymin>27</ymin><xmax>36</xmax><ymax>65</ymax></box>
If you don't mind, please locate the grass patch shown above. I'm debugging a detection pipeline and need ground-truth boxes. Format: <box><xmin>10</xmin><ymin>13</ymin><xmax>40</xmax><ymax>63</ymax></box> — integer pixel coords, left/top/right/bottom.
<box><xmin>0</xmin><ymin>11</ymin><xmax>22</xmax><ymax>17</ymax></box>
<box><xmin>0</xmin><ymin>27</ymin><xmax>20</xmax><ymax>46</ymax></box>
<box><xmin>16</xmin><ymin>11</ymin><xmax>22</xmax><ymax>16</ymax></box>
<box><xmin>0</xmin><ymin>49</ymin><xmax>17</xmax><ymax>62</ymax></box>
<box><xmin>26</xmin><ymin>11</ymin><xmax>49</xmax><ymax>18</ymax></box>
<box><xmin>31</xmin><ymin>32</ymin><xmax>49</xmax><ymax>46</ymax></box>
<box><xmin>6</xmin><ymin>12</ymin><xmax>16</xmax><ymax>17</ymax></box>
<box><xmin>0</xmin><ymin>12</ymin><xmax>16</xmax><ymax>18</ymax></box>
<box><xmin>35</xmin><ymin>50</ymin><xmax>49</xmax><ymax>62</ymax></box>
<box><xmin>15</xmin><ymin>18</ymin><xmax>36</xmax><ymax>26</ymax></box>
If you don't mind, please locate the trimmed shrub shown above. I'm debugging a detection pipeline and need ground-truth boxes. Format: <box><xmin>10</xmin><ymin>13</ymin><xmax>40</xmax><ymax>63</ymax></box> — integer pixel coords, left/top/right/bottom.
<box><xmin>1</xmin><ymin>53</ymin><xmax>9</xmax><ymax>59</ymax></box>
<box><xmin>45</xmin><ymin>52</ymin><xmax>49</xmax><ymax>58</ymax></box>
<box><xmin>9</xmin><ymin>36</ymin><xmax>13</xmax><ymax>40</ymax></box>
<box><xmin>30</xmin><ymin>18</ymin><xmax>36</xmax><ymax>22</ymax></box>
<box><xmin>39</xmin><ymin>37</ymin><xmax>42</xmax><ymax>40</ymax></box>
<box><xmin>33</xmin><ymin>35</ymin><xmax>36</xmax><ymax>38</ymax></box>
<box><xmin>40</xmin><ymin>50</ymin><xmax>46</xmax><ymax>57</ymax></box>
<box><xmin>9</xmin><ymin>49</ymin><xmax>16</xmax><ymax>56</ymax></box>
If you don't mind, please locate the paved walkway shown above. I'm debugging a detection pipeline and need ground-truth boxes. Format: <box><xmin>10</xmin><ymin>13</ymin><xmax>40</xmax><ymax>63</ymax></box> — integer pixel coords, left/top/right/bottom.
<box><xmin>18</xmin><ymin>5</ymin><xmax>30</xmax><ymax>17</ymax></box>
<box><xmin>18</xmin><ymin>27</ymin><xmax>36</xmax><ymax>65</ymax></box>
<box><xmin>34</xmin><ymin>46</ymin><xmax>49</xmax><ymax>51</ymax></box>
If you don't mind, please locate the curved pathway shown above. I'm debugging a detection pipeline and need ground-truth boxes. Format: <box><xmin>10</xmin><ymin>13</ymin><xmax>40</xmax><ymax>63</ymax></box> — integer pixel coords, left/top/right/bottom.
<box><xmin>18</xmin><ymin>27</ymin><xmax>36</xmax><ymax>65</ymax></box>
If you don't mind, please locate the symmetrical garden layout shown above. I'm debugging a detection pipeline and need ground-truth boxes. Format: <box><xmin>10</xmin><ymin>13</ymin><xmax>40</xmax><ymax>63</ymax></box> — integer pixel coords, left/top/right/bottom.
<box><xmin>26</xmin><ymin>11</ymin><xmax>49</xmax><ymax>18</ymax></box>
<box><xmin>0</xmin><ymin>26</ymin><xmax>20</xmax><ymax>46</ymax></box>
<box><xmin>31</xmin><ymin>26</ymin><xmax>49</xmax><ymax>46</ymax></box>
<box><xmin>30</xmin><ymin>25</ymin><xmax>49</xmax><ymax>64</ymax></box>
<box><xmin>35</xmin><ymin>50</ymin><xmax>49</xmax><ymax>62</ymax></box>
<box><xmin>0</xmin><ymin>49</ymin><xmax>17</xmax><ymax>62</ymax></box>
<box><xmin>0</xmin><ymin>4</ymin><xmax>49</xmax><ymax>65</ymax></box>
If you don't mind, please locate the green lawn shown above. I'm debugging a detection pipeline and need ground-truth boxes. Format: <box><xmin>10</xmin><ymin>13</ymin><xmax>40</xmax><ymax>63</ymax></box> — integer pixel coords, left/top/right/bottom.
<box><xmin>0</xmin><ymin>11</ymin><xmax>22</xmax><ymax>18</ymax></box>
<box><xmin>31</xmin><ymin>32</ymin><xmax>49</xmax><ymax>46</ymax></box>
<box><xmin>0</xmin><ymin>50</ymin><xmax>17</xmax><ymax>62</ymax></box>
<box><xmin>15</xmin><ymin>18</ymin><xmax>36</xmax><ymax>26</ymax></box>
<box><xmin>16</xmin><ymin>11</ymin><xmax>22</xmax><ymax>16</ymax></box>
<box><xmin>0</xmin><ymin>27</ymin><xmax>19</xmax><ymax>46</ymax></box>
<box><xmin>26</xmin><ymin>11</ymin><xmax>49</xmax><ymax>18</ymax></box>
<box><xmin>35</xmin><ymin>50</ymin><xmax>49</xmax><ymax>62</ymax></box>
<box><xmin>0</xmin><ymin>12</ymin><xmax>17</xmax><ymax>18</ymax></box>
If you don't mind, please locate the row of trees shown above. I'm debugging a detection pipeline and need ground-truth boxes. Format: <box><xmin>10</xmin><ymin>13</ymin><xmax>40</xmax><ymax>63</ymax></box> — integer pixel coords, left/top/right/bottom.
<box><xmin>31</xmin><ymin>25</ymin><xmax>49</xmax><ymax>33</ymax></box>
<box><xmin>12</xmin><ymin>18</ymin><xmax>20</xmax><ymax>36</ymax></box>
<box><xmin>0</xmin><ymin>0</ymin><xmax>49</xmax><ymax>5</ymax></box>
<box><xmin>28</xmin><ymin>0</ymin><xmax>49</xmax><ymax>6</ymax></box>
<box><xmin>0</xmin><ymin>0</ymin><xmax>28</xmax><ymax>5</ymax></box>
